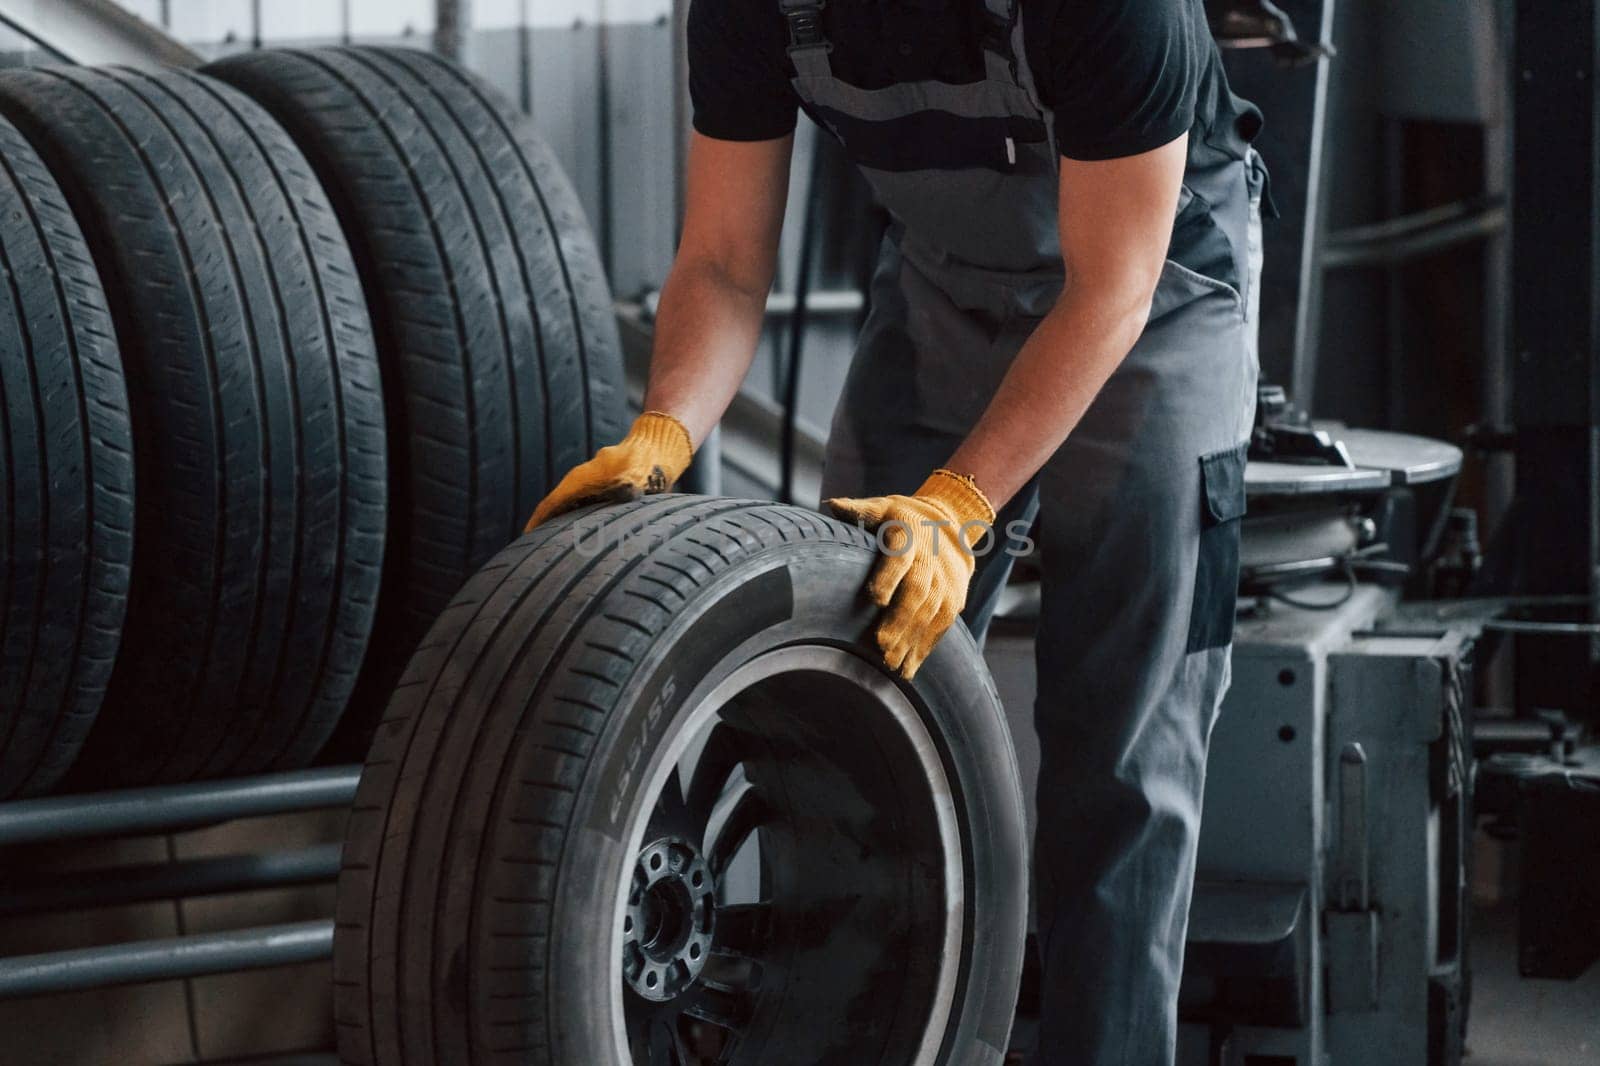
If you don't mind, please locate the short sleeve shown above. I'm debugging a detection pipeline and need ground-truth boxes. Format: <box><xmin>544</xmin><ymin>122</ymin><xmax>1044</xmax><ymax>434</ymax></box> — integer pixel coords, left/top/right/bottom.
<box><xmin>1029</xmin><ymin>0</ymin><xmax>1207</xmax><ymax>161</ymax></box>
<box><xmin>688</xmin><ymin>0</ymin><xmax>801</xmax><ymax>142</ymax></box>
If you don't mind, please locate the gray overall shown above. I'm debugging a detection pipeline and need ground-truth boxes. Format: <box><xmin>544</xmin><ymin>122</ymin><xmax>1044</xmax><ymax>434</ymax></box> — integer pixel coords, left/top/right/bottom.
<box><xmin>785</xmin><ymin>0</ymin><xmax>1265</xmax><ymax>1062</ymax></box>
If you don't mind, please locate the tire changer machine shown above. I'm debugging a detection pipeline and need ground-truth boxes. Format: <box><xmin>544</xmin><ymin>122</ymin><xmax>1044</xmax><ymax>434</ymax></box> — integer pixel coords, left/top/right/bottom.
<box><xmin>1176</xmin><ymin>393</ymin><xmax>1473</xmax><ymax>1066</ymax></box>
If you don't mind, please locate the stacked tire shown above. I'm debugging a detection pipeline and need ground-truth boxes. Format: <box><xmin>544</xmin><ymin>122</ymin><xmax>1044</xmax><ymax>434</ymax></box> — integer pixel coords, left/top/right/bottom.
<box><xmin>207</xmin><ymin>47</ymin><xmax>627</xmax><ymax>756</ymax></box>
<box><xmin>0</xmin><ymin>50</ymin><xmax>624</xmax><ymax>795</ymax></box>
<box><xmin>0</xmin><ymin>113</ymin><xmax>133</xmax><ymax>798</ymax></box>
<box><xmin>0</xmin><ymin>66</ymin><xmax>388</xmax><ymax>787</ymax></box>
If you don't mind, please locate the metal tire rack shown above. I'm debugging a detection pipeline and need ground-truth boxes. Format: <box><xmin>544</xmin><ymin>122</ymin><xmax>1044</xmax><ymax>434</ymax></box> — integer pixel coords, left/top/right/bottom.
<box><xmin>0</xmin><ymin>768</ymin><xmax>357</xmax><ymax>1001</ymax></box>
<box><xmin>0</xmin><ymin>0</ymin><xmax>347</xmax><ymax>1015</ymax></box>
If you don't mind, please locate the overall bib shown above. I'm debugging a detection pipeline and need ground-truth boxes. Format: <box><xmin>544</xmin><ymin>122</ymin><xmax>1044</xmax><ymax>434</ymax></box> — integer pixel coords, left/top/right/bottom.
<box><xmin>786</xmin><ymin>1</ymin><xmax>1266</xmax><ymax>1062</ymax></box>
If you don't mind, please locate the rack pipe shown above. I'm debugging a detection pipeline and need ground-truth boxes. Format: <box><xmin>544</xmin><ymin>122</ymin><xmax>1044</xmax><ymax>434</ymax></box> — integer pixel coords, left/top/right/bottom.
<box><xmin>0</xmin><ymin>920</ymin><xmax>333</xmax><ymax>999</ymax></box>
<box><xmin>0</xmin><ymin>767</ymin><xmax>361</xmax><ymax>847</ymax></box>
<box><xmin>0</xmin><ymin>844</ymin><xmax>342</xmax><ymax>917</ymax></box>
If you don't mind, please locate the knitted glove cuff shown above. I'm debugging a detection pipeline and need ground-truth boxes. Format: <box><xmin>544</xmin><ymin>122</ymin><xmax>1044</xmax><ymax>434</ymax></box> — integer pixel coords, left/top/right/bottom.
<box><xmin>922</xmin><ymin>468</ymin><xmax>998</xmax><ymax>529</ymax></box>
<box><xmin>630</xmin><ymin>410</ymin><xmax>695</xmax><ymax>478</ymax></box>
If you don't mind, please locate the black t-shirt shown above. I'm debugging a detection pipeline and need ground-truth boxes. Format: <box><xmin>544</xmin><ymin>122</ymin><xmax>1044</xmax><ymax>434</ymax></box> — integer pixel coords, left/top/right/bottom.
<box><xmin>688</xmin><ymin>0</ymin><xmax>1260</xmax><ymax>163</ymax></box>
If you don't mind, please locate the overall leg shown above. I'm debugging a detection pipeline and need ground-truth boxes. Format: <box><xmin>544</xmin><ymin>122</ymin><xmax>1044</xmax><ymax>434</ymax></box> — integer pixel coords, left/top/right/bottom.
<box><xmin>1027</xmin><ymin>159</ymin><xmax>1261</xmax><ymax>1066</ymax></box>
<box><xmin>821</xmin><ymin>241</ymin><xmax>1038</xmax><ymax>643</ymax></box>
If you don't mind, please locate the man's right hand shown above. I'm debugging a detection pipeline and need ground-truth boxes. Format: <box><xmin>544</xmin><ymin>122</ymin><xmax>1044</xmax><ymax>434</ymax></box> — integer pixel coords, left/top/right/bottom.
<box><xmin>524</xmin><ymin>410</ymin><xmax>695</xmax><ymax>532</ymax></box>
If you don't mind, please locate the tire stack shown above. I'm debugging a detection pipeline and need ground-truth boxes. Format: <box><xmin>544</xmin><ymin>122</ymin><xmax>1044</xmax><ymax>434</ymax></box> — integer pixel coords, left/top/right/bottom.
<box><xmin>0</xmin><ymin>49</ymin><xmax>624</xmax><ymax>797</ymax></box>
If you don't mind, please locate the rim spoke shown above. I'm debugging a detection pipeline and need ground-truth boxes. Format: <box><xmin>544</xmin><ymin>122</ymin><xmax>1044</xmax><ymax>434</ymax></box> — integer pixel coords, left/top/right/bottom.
<box><xmin>643</xmin><ymin>1016</ymin><xmax>693</xmax><ymax>1066</ymax></box>
<box><xmin>647</xmin><ymin>765</ymin><xmax>695</xmax><ymax>840</ymax></box>
<box><xmin>707</xmin><ymin>781</ymin><xmax>771</xmax><ymax>878</ymax></box>
<box><xmin>630</xmin><ymin>1009</ymin><xmax>658</xmax><ymax>1066</ymax></box>
<box><xmin>640</xmin><ymin>1011</ymin><xmax>665</xmax><ymax>1062</ymax></box>
<box><xmin>685</xmin><ymin>725</ymin><xmax>746</xmax><ymax>828</ymax></box>
<box><xmin>712</xmin><ymin>901</ymin><xmax>773</xmax><ymax>961</ymax></box>
<box><xmin>681</xmin><ymin>977</ymin><xmax>754</xmax><ymax>1035</ymax></box>
<box><xmin>649</xmin><ymin>1023</ymin><xmax>673</xmax><ymax>1066</ymax></box>
<box><xmin>668</xmin><ymin>1020</ymin><xmax>695</xmax><ymax>1066</ymax></box>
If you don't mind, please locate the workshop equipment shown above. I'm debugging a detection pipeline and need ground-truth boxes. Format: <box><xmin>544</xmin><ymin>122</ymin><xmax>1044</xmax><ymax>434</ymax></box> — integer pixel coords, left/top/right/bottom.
<box><xmin>1476</xmin><ymin>750</ymin><xmax>1600</xmax><ymax>980</ymax></box>
<box><xmin>1240</xmin><ymin>388</ymin><xmax>1462</xmax><ymax>596</ymax></box>
<box><xmin>1177</xmin><ymin>589</ymin><xmax>1473</xmax><ymax>1065</ymax></box>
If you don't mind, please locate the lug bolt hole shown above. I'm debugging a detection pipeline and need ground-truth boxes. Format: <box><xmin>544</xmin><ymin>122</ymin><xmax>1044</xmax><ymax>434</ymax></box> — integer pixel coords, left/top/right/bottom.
<box><xmin>646</xmin><ymin>972</ymin><xmax>658</xmax><ymax>988</ymax></box>
<box><xmin>623</xmin><ymin>916</ymin><xmax>633</xmax><ymax>933</ymax></box>
<box><xmin>649</xmin><ymin>854</ymin><xmax>663</xmax><ymax>871</ymax></box>
<box><xmin>691</xmin><ymin>871</ymin><xmax>703</xmax><ymax>887</ymax></box>
<box><xmin>689</xmin><ymin>943</ymin><xmax>701</xmax><ymax>960</ymax></box>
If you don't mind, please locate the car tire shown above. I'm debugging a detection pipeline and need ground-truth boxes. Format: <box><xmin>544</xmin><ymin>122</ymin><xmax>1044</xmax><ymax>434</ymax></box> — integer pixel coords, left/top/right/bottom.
<box><xmin>206</xmin><ymin>46</ymin><xmax>628</xmax><ymax>759</ymax></box>
<box><xmin>0</xmin><ymin>113</ymin><xmax>134</xmax><ymax>799</ymax></box>
<box><xmin>335</xmin><ymin>496</ymin><xmax>1027</xmax><ymax>1066</ymax></box>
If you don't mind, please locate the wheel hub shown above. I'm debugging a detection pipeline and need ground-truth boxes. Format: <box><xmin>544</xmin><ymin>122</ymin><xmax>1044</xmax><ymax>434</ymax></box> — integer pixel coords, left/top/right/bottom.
<box><xmin>624</xmin><ymin>836</ymin><xmax>715</xmax><ymax>1002</ymax></box>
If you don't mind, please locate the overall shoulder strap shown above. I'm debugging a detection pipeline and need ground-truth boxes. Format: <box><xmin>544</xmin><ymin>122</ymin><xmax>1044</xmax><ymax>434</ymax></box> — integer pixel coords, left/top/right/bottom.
<box><xmin>779</xmin><ymin>0</ymin><xmax>835</xmax><ymax>79</ymax></box>
<box><xmin>979</xmin><ymin>0</ymin><xmax>1018</xmax><ymax>82</ymax></box>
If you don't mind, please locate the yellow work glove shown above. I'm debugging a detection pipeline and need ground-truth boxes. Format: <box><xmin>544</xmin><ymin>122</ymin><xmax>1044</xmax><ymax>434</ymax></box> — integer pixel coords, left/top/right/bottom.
<box><xmin>524</xmin><ymin>410</ymin><xmax>694</xmax><ymax>531</ymax></box>
<box><xmin>826</xmin><ymin>469</ymin><xmax>996</xmax><ymax>679</ymax></box>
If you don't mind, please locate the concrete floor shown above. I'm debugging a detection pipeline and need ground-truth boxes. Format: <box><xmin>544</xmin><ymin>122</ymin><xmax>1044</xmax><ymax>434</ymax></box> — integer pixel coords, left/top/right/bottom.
<box><xmin>1465</xmin><ymin>904</ymin><xmax>1600</xmax><ymax>1065</ymax></box>
<box><xmin>1008</xmin><ymin>904</ymin><xmax>1599</xmax><ymax>1065</ymax></box>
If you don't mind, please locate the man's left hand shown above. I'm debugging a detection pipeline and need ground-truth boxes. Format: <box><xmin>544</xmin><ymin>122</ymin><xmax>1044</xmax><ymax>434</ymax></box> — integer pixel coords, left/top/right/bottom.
<box><xmin>825</xmin><ymin>469</ymin><xmax>996</xmax><ymax>679</ymax></box>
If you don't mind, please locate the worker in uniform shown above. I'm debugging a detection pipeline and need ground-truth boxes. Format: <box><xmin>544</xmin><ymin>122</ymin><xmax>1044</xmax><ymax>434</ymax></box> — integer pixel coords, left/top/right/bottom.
<box><xmin>527</xmin><ymin>0</ymin><xmax>1267</xmax><ymax>1062</ymax></box>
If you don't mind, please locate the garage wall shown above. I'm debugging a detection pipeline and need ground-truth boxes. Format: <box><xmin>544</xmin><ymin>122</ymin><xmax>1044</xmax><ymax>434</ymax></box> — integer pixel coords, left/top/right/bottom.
<box><xmin>90</xmin><ymin>0</ymin><xmax>683</xmax><ymax>306</ymax></box>
<box><xmin>0</xmin><ymin>0</ymin><xmax>871</xmax><ymax>495</ymax></box>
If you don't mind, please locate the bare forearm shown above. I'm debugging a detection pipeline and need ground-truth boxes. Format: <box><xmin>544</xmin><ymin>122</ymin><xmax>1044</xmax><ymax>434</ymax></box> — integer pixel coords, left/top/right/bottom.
<box><xmin>946</xmin><ymin>284</ymin><xmax>1152</xmax><ymax>508</ymax></box>
<box><xmin>642</xmin><ymin>259</ymin><xmax>770</xmax><ymax>448</ymax></box>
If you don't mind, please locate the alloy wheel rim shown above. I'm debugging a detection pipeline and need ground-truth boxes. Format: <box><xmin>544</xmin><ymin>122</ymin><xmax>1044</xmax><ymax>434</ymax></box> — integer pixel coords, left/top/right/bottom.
<box><xmin>612</xmin><ymin>646</ymin><xmax>964</xmax><ymax>1066</ymax></box>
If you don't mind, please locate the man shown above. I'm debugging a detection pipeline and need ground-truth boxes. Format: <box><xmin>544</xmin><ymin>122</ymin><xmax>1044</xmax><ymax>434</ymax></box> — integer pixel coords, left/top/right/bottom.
<box><xmin>528</xmin><ymin>0</ymin><xmax>1266</xmax><ymax>1061</ymax></box>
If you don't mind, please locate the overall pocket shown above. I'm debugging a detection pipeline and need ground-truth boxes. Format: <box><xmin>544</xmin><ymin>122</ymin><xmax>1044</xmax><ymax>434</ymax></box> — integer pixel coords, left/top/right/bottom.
<box><xmin>1187</xmin><ymin>443</ymin><xmax>1249</xmax><ymax>652</ymax></box>
<box><xmin>1168</xmin><ymin>185</ymin><xmax>1244</xmax><ymax>300</ymax></box>
<box><xmin>1151</xmin><ymin>185</ymin><xmax>1246</xmax><ymax>322</ymax></box>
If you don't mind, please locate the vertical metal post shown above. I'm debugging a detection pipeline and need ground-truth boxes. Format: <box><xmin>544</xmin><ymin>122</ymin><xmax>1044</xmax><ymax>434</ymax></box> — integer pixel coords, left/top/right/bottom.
<box><xmin>1482</xmin><ymin>0</ymin><xmax>1515</xmax><ymax>540</ymax></box>
<box><xmin>672</xmin><ymin>0</ymin><xmax>692</xmax><ymax>230</ymax></box>
<box><xmin>1213</xmin><ymin>0</ymin><xmax>1337</xmax><ymax>399</ymax></box>
<box><xmin>434</xmin><ymin>0</ymin><xmax>473</xmax><ymax>64</ymax></box>
<box><xmin>1480</xmin><ymin>5</ymin><xmax>1517</xmax><ymax>709</ymax></box>
<box><xmin>1510</xmin><ymin>0</ymin><xmax>1600</xmax><ymax>715</ymax></box>
<box><xmin>1289</xmin><ymin>0</ymin><xmax>1340</xmax><ymax>412</ymax></box>
<box><xmin>249</xmin><ymin>0</ymin><xmax>260</xmax><ymax>50</ymax></box>
<box><xmin>341</xmin><ymin>0</ymin><xmax>352</xmax><ymax>45</ymax></box>
<box><xmin>518</xmin><ymin>0</ymin><xmax>532</xmax><ymax>113</ymax></box>
<box><xmin>596</xmin><ymin>0</ymin><xmax>615</xmax><ymax>277</ymax></box>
